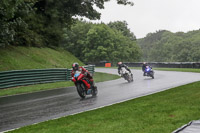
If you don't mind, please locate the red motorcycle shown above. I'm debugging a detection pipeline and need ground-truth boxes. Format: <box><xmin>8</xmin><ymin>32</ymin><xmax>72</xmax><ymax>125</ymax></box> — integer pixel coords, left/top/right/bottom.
<box><xmin>72</xmin><ymin>71</ymin><xmax>98</xmax><ymax>98</ymax></box>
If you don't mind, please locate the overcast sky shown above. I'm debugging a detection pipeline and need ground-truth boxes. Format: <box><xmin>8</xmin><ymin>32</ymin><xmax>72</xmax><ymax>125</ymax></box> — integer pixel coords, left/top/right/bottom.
<box><xmin>90</xmin><ymin>0</ymin><xmax>200</xmax><ymax>39</ymax></box>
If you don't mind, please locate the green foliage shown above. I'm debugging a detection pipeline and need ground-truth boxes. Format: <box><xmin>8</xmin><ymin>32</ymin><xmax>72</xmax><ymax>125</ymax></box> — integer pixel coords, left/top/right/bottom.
<box><xmin>0</xmin><ymin>0</ymin><xmax>134</xmax><ymax>48</ymax></box>
<box><xmin>108</xmin><ymin>21</ymin><xmax>136</xmax><ymax>41</ymax></box>
<box><xmin>62</xmin><ymin>21</ymin><xmax>141</xmax><ymax>63</ymax></box>
<box><xmin>0</xmin><ymin>0</ymin><xmax>33</xmax><ymax>46</ymax></box>
<box><xmin>62</xmin><ymin>21</ymin><xmax>93</xmax><ymax>61</ymax></box>
<box><xmin>138</xmin><ymin>30</ymin><xmax>200</xmax><ymax>62</ymax></box>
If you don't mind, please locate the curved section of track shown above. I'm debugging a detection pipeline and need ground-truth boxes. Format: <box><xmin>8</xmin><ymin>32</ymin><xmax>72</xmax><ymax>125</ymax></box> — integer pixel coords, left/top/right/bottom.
<box><xmin>0</xmin><ymin>68</ymin><xmax>200</xmax><ymax>132</ymax></box>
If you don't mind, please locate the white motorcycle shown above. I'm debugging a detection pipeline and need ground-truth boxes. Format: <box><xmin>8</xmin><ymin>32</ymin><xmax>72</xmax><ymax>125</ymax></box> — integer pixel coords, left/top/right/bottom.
<box><xmin>120</xmin><ymin>67</ymin><xmax>133</xmax><ymax>83</ymax></box>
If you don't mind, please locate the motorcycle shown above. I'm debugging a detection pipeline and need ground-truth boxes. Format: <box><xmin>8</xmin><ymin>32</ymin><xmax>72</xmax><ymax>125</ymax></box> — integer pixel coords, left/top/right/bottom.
<box><xmin>144</xmin><ymin>66</ymin><xmax>154</xmax><ymax>79</ymax></box>
<box><xmin>120</xmin><ymin>67</ymin><xmax>133</xmax><ymax>83</ymax></box>
<box><xmin>72</xmin><ymin>71</ymin><xmax>98</xmax><ymax>98</ymax></box>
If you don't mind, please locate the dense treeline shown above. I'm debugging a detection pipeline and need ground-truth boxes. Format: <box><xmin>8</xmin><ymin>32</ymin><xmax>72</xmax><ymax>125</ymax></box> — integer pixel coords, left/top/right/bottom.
<box><xmin>0</xmin><ymin>0</ymin><xmax>141</xmax><ymax>63</ymax></box>
<box><xmin>0</xmin><ymin>0</ymin><xmax>133</xmax><ymax>48</ymax></box>
<box><xmin>138</xmin><ymin>30</ymin><xmax>200</xmax><ymax>62</ymax></box>
<box><xmin>62</xmin><ymin>21</ymin><xmax>141</xmax><ymax>63</ymax></box>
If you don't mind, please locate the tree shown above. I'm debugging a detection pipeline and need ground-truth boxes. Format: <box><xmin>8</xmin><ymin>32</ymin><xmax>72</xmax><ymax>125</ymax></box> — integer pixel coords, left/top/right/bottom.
<box><xmin>138</xmin><ymin>29</ymin><xmax>200</xmax><ymax>62</ymax></box>
<box><xmin>33</xmin><ymin>0</ymin><xmax>134</xmax><ymax>27</ymax></box>
<box><xmin>83</xmin><ymin>23</ymin><xmax>140</xmax><ymax>63</ymax></box>
<box><xmin>63</xmin><ymin>20</ymin><xmax>141</xmax><ymax>63</ymax></box>
<box><xmin>0</xmin><ymin>0</ymin><xmax>33</xmax><ymax>47</ymax></box>
<box><xmin>108</xmin><ymin>21</ymin><xmax>136</xmax><ymax>41</ymax></box>
<box><xmin>0</xmin><ymin>0</ymin><xmax>134</xmax><ymax>47</ymax></box>
<box><xmin>62</xmin><ymin>21</ymin><xmax>93</xmax><ymax>61</ymax></box>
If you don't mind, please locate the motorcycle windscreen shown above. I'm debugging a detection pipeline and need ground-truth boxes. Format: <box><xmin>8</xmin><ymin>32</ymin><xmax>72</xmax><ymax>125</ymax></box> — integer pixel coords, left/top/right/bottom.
<box><xmin>74</xmin><ymin>73</ymin><xmax>80</xmax><ymax>78</ymax></box>
<box><xmin>74</xmin><ymin>71</ymin><xmax>81</xmax><ymax>78</ymax></box>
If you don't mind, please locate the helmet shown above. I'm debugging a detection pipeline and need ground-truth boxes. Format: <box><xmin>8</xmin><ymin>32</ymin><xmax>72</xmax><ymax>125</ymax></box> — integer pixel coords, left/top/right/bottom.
<box><xmin>143</xmin><ymin>62</ymin><xmax>146</xmax><ymax>64</ymax></box>
<box><xmin>72</xmin><ymin>63</ymin><xmax>79</xmax><ymax>71</ymax></box>
<box><xmin>118</xmin><ymin>62</ymin><xmax>122</xmax><ymax>66</ymax></box>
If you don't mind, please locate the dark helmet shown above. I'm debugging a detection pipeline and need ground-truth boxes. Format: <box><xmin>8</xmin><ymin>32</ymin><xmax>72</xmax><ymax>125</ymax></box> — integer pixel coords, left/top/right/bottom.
<box><xmin>72</xmin><ymin>63</ymin><xmax>79</xmax><ymax>71</ymax></box>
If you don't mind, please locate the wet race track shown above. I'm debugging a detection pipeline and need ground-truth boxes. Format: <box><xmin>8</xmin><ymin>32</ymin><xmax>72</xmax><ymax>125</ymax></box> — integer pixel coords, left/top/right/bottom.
<box><xmin>0</xmin><ymin>68</ymin><xmax>200</xmax><ymax>132</ymax></box>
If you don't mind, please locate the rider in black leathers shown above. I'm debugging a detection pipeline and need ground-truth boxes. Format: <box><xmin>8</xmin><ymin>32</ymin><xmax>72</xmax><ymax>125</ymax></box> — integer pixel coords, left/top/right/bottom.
<box><xmin>118</xmin><ymin>62</ymin><xmax>131</xmax><ymax>75</ymax></box>
<box><xmin>142</xmin><ymin>62</ymin><xmax>147</xmax><ymax>75</ymax></box>
<box><xmin>142</xmin><ymin>62</ymin><xmax>152</xmax><ymax>76</ymax></box>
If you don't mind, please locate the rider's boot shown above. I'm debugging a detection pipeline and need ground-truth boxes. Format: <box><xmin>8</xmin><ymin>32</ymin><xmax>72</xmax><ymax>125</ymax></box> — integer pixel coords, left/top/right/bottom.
<box><xmin>90</xmin><ymin>79</ymin><xmax>97</xmax><ymax>89</ymax></box>
<box><xmin>86</xmin><ymin>79</ymin><xmax>95</xmax><ymax>94</ymax></box>
<box><xmin>143</xmin><ymin>72</ymin><xmax>146</xmax><ymax>76</ymax></box>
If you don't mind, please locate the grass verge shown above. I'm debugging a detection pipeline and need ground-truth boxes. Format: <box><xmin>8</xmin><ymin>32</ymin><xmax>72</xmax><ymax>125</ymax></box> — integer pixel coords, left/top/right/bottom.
<box><xmin>152</xmin><ymin>67</ymin><xmax>200</xmax><ymax>73</ymax></box>
<box><xmin>129</xmin><ymin>67</ymin><xmax>200</xmax><ymax>73</ymax></box>
<box><xmin>98</xmin><ymin>67</ymin><xmax>200</xmax><ymax>73</ymax></box>
<box><xmin>0</xmin><ymin>46</ymin><xmax>84</xmax><ymax>71</ymax></box>
<box><xmin>0</xmin><ymin>72</ymin><xmax>120</xmax><ymax>97</ymax></box>
<box><xmin>8</xmin><ymin>81</ymin><xmax>200</xmax><ymax>133</ymax></box>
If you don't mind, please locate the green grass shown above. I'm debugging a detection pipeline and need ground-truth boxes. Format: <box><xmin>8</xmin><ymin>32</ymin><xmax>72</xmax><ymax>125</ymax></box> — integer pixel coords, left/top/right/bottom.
<box><xmin>0</xmin><ymin>46</ymin><xmax>84</xmax><ymax>71</ymax></box>
<box><xmin>93</xmin><ymin>72</ymin><xmax>120</xmax><ymax>83</ymax></box>
<box><xmin>98</xmin><ymin>67</ymin><xmax>200</xmax><ymax>73</ymax></box>
<box><xmin>8</xmin><ymin>81</ymin><xmax>200</xmax><ymax>133</ymax></box>
<box><xmin>153</xmin><ymin>67</ymin><xmax>200</xmax><ymax>73</ymax></box>
<box><xmin>0</xmin><ymin>72</ymin><xmax>120</xmax><ymax>97</ymax></box>
<box><xmin>129</xmin><ymin>67</ymin><xmax>200</xmax><ymax>73</ymax></box>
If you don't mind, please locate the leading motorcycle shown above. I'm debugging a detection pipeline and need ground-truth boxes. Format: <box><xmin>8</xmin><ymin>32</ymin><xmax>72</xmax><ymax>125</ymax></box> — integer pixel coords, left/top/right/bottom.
<box><xmin>120</xmin><ymin>67</ymin><xmax>133</xmax><ymax>83</ymax></box>
<box><xmin>72</xmin><ymin>71</ymin><xmax>98</xmax><ymax>98</ymax></box>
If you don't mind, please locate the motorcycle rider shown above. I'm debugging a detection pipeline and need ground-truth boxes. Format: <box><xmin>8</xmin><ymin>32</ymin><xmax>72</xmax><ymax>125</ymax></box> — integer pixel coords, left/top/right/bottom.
<box><xmin>142</xmin><ymin>62</ymin><xmax>152</xmax><ymax>76</ymax></box>
<box><xmin>117</xmin><ymin>62</ymin><xmax>132</xmax><ymax>76</ymax></box>
<box><xmin>71</xmin><ymin>63</ymin><xmax>95</xmax><ymax>94</ymax></box>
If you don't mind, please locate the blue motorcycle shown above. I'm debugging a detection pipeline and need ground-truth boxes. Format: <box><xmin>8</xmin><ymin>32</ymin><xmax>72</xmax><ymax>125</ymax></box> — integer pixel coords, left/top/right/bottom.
<box><xmin>144</xmin><ymin>66</ymin><xmax>154</xmax><ymax>79</ymax></box>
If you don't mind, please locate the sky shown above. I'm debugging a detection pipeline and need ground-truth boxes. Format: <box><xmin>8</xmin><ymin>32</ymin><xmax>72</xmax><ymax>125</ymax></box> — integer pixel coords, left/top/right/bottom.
<box><xmin>89</xmin><ymin>0</ymin><xmax>200</xmax><ymax>39</ymax></box>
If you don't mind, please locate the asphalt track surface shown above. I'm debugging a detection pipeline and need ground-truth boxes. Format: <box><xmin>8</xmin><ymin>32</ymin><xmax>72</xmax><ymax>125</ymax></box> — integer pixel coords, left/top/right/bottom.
<box><xmin>0</xmin><ymin>68</ymin><xmax>200</xmax><ymax>132</ymax></box>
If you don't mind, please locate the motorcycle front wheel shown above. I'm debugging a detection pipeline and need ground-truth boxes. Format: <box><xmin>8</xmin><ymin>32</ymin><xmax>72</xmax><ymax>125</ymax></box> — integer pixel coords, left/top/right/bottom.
<box><xmin>77</xmin><ymin>82</ymin><xmax>86</xmax><ymax>98</ymax></box>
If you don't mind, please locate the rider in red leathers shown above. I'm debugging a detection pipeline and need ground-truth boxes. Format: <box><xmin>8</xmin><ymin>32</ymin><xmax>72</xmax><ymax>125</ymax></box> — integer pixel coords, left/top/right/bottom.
<box><xmin>71</xmin><ymin>63</ymin><xmax>95</xmax><ymax>93</ymax></box>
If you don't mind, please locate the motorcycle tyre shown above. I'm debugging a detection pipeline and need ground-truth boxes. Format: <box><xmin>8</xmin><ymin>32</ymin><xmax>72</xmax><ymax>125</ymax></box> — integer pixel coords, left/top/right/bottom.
<box><xmin>77</xmin><ymin>83</ymin><xmax>86</xmax><ymax>98</ymax></box>
<box><xmin>127</xmin><ymin>76</ymin><xmax>131</xmax><ymax>83</ymax></box>
<box><xmin>92</xmin><ymin>86</ymin><xmax>98</xmax><ymax>97</ymax></box>
<box><xmin>128</xmin><ymin>74</ymin><xmax>133</xmax><ymax>83</ymax></box>
<box><xmin>150</xmin><ymin>72</ymin><xmax>154</xmax><ymax>79</ymax></box>
<box><xmin>124</xmin><ymin>73</ymin><xmax>129</xmax><ymax>82</ymax></box>
<box><xmin>130</xmin><ymin>74</ymin><xmax>134</xmax><ymax>82</ymax></box>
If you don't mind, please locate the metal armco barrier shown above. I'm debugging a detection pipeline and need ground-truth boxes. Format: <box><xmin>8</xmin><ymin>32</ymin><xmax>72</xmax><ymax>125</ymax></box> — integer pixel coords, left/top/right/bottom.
<box><xmin>94</xmin><ymin>62</ymin><xmax>200</xmax><ymax>68</ymax></box>
<box><xmin>123</xmin><ymin>62</ymin><xmax>200</xmax><ymax>68</ymax></box>
<box><xmin>0</xmin><ymin>65</ymin><xmax>95</xmax><ymax>89</ymax></box>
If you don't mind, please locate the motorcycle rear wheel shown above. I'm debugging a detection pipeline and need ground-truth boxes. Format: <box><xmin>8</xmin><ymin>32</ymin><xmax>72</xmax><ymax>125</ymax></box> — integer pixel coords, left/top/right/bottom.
<box><xmin>130</xmin><ymin>74</ymin><xmax>134</xmax><ymax>82</ymax></box>
<box><xmin>127</xmin><ymin>74</ymin><xmax>133</xmax><ymax>83</ymax></box>
<box><xmin>150</xmin><ymin>72</ymin><xmax>154</xmax><ymax>79</ymax></box>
